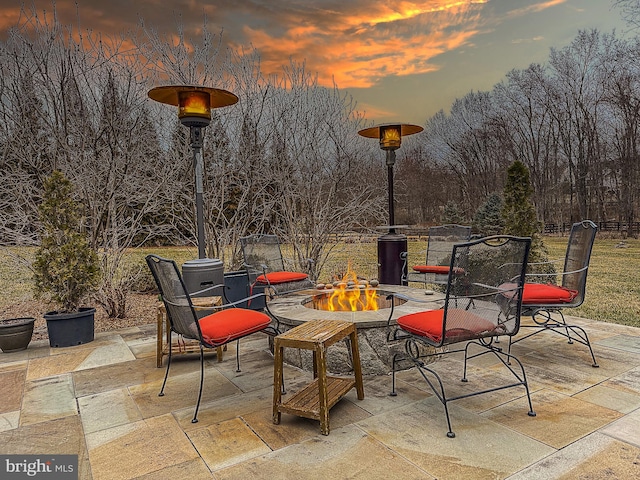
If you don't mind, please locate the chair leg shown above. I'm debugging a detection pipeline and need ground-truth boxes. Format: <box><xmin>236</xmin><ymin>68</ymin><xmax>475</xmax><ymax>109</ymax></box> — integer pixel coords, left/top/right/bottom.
<box><xmin>413</xmin><ymin>361</ymin><xmax>456</xmax><ymax>438</ymax></box>
<box><xmin>505</xmin><ymin>353</ymin><xmax>537</xmax><ymax>418</ymax></box>
<box><xmin>159</xmin><ymin>331</ymin><xmax>172</xmax><ymax>397</ymax></box>
<box><xmin>401</xmin><ymin>339</ymin><xmax>536</xmax><ymax>438</ymax></box>
<box><xmin>547</xmin><ymin>311</ymin><xmax>599</xmax><ymax>367</ymax></box>
<box><xmin>391</xmin><ymin>338</ymin><xmax>457</xmax><ymax>437</ymax></box>
<box><xmin>192</xmin><ymin>345</ymin><xmax>205</xmax><ymax>423</ymax></box>
<box><xmin>465</xmin><ymin>340</ymin><xmax>537</xmax><ymax>419</ymax></box>
<box><xmin>389</xmin><ymin>353</ymin><xmax>400</xmax><ymax>396</ymax></box>
<box><xmin>563</xmin><ymin>324</ymin><xmax>599</xmax><ymax>367</ymax></box>
<box><xmin>511</xmin><ymin>309</ymin><xmax>599</xmax><ymax>367</ymax></box>
<box><xmin>235</xmin><ymin>339</ymin><xmax>241</xmax><ymax>373</ymax></box>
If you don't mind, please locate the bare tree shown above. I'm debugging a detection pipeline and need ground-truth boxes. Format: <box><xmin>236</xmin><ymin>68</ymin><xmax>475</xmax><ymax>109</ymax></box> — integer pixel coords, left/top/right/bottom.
<box><xmin>614</xmin><ymin>0</ymin><xmax>640</xmax><ymax>29</ymax></box>
<box><xmin>545</xmin><ymin>30</ymin><xmax>608</xmax><ymax>222</ymax></box>
<box><xmin>420</xmin><ymin>91</ymin><xmax>512</xmax><ymax>218</ymax></box>
<box><xmin>0</xmin><ymin>5</ymin><xmax>185</xmax><ymax>317</ymax></box>
<box><xmin>491</xmin><ymin>65</ymin><xmax>564</xmax><ymax>224</ymax></box>
<box><xmin>257</xmin><ymin>61</ymin><xmax>385</xmax><ymax>279</ymax></box>
<box><xmin>599</xmin><ymin>34</ymin><xmax>640</xmax><ymax>235</ymax></box>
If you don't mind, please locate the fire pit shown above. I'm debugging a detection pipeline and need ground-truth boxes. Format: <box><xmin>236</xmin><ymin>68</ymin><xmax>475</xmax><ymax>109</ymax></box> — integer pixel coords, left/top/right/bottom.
<box><xmin>305</xmin><ymin>285</ymin><xmax>402</xmax><ymax>312</ymax></box>
<box><xmin>268</xmin><ymin>282</ymin><xmax>444</xmax><ymax>375</ymax></box>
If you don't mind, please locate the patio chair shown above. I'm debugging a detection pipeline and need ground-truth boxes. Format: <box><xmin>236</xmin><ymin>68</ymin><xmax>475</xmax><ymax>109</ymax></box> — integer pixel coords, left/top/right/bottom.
<box><xmin>403</xmin><ymin>224</ymin><xmax>472</xmax><ymax>286</ymax></box>
<box><xmin>388</xmin><ymin>235</ymin><xmax>535</xmax><ymax>438</ymax></box>
<box><xmin>240</xmin><ymin>234</ymin><xmax>314</xmax><ymax>296</ymax></box>
<box><xmin>508</xmin><ymin>220</ymin><xmax>599</xmax><ymax>367</ymax></box>
<box><xmin>146</xmin><ymin>254</ymin><xmax>280</xmax><ymax>423</ymax></box>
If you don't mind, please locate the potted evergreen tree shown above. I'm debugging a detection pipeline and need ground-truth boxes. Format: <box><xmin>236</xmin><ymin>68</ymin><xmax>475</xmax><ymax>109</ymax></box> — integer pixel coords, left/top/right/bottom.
<box><xmin>33</xmin><ymin>170</ymin><xmax>101</xmax><ymax>347</ymax></box>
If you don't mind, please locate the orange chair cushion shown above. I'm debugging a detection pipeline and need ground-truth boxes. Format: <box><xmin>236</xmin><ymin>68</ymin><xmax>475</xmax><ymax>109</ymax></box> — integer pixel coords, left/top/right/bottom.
<box><xmin>256</xmin><ymin>271</ymin><xmax>308</xmax><ymax>284</ymax></box>
<box><xmin>397</xmin><ymin>308</ymin><xmax>497</xmax><ymax>343</ymax></box>
<box><xmin>412</xmin><ymin>265</ymin><xmax>464</xmax><ymax>275</ymax></box>
<box><xmin>199</xmin><ymin>308</ymin><xmax>271</xmax><ymax>345</ymax></box>
<box><xmin>522</xmin><ymin>283</ymin><xmax>579</xmax><ymax>304</ymax></box>
<box><xmin>412</xmin><ymin>265</ymin><xmax>450</xmax><ymax>274</ymax></box>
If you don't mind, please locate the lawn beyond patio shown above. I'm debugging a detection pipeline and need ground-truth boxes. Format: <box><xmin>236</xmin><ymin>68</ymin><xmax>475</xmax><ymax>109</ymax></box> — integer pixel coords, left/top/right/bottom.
<box><xmin>1</xmin><ymin>235</ymin><xmax>639</xmax><ymax>335</ymax></box>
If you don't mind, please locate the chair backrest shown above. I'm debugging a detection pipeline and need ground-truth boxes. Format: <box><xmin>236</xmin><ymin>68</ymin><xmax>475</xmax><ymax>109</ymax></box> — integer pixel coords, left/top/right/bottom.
<box><xmin>239</xmin><ymin>234</ymin><xmax>286</xmax><ymax>283</ymax></box>
<box><xmin>146</xmin><ymin>254</ymin><xmax>202</xmax><ymax>341</ymax></box>
<box><xmin>561</xmin><ymin>220</ymin><xmax>597</xmax><ymax>307</ymax></box>
<box><xmin>439</xmin><ymin>235</ymin><xmax>531</xmax><ymax>346</ymax></box>
<box><xmin>426</xmin><ymin>224</ymin><xmax>472</xmax><ymax>267</ymax></box>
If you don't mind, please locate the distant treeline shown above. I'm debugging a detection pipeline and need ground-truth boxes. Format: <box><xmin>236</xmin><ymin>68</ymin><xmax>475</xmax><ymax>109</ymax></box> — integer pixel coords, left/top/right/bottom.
<box><xmin>393</xmin><ymin>29</ymin><xmax>640</xmax><ymax>236</ymax></box>
<box><xmin>2</xmin><ymin>7</ymin><xmax>640</xmax><ymax>262</ymax></box>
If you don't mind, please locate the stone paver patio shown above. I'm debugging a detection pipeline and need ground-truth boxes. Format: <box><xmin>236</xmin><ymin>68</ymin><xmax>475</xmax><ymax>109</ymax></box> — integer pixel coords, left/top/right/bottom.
<box><xmin>1</xmin><ymin>313</ymin><xmax>639</xmax><ymax>479</ymax></box>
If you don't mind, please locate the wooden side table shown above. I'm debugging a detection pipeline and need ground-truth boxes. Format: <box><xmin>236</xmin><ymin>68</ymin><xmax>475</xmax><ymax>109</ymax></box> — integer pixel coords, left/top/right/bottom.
<box><xmin>272</xmin><ymin>319</ymin><xmax>365</xmax><ymax>435</ymax></box>
<box><xmin>156</xmin><ymin>296</ymin><xmax>224</xmax><ymax>368</ymax></box>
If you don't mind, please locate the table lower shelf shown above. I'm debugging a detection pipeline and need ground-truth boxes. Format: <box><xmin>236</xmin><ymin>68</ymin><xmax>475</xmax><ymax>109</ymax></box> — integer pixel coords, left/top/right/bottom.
<box><xmin>276</xmin><ymin>376</ymin><xmax>356</xmax><ymax>421</ymax></box>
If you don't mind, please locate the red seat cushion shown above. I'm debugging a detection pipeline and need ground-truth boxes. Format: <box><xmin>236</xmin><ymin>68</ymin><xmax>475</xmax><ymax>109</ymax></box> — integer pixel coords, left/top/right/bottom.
<box><xmin>412</xmin><ymin>265</ymin><xmax>450</xmax><ymax>274</ymax></box>
<box><xmin>198</xmin><ymin>308</ymin><xmax>272</xmax><ymax>345</ymax></box>
<box><xmin>522</xmin><ymin>283</ymin><xmax>579</xmax><ymax>304</ymax></box>
<box><xmin>256</xmin><ymin>271</ymin><xmax>308</xmax><ymax>284</ymax></box>
<box><xmin>412</xmin><ymin>265</ymin><xmax>464</xmax><ymax>275</ymax></box>
<box><xmin>397</xmin><ymin>308</ymin><xmax>498</xmax><ymax>343</ymax></box>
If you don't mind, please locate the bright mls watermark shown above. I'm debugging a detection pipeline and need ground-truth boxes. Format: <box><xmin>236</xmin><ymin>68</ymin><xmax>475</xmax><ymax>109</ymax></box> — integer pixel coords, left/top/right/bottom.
<box><xmin>1</xmin><ymin>455</ymin><xmax>77</xmax><ymax>479</ymax></box>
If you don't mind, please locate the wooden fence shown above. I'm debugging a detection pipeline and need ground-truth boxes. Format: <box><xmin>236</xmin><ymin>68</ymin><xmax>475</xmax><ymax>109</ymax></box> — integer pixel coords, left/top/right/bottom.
<box><xmin>328</xmin><ymin>222</ymin><xmax>640</xmax><ymax>240</ymax></box>
<box><xmin>544</xmin><ymin>222</ymin><xmax>640</xmax><ymax>235</ymax></box>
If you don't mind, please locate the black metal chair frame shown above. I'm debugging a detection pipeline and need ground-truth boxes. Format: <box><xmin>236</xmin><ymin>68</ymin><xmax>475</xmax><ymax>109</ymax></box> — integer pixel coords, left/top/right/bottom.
<box><xmin>146</xmin><ymin>254</ymin><xmax>281</xmax><ymax>423</ymax></box>
<box><xmin>388</xmin><ymin>235</ymin><xmax>536</xmax><ymax>438</ymax></box>
<box><xmin>239</xmin><ymin>233</ymin><xmax>314</xmax><ymax>295</ymax></box>
<box><xmin>508</xmin><ymin>220</ymin><xmax>599</xmax><ymax>367</ymax></box>
<box><xmin>402</xmin><ymin>224</ymin><xmax>472</xmax><ymax>285</ymax></box>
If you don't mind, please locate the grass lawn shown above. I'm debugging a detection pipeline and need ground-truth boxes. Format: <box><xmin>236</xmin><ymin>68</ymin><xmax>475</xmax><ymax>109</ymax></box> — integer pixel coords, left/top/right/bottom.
<box><xmin>1</xmin><ymin>235</ymin><xmax>639</xmax><ymax>328</ymax></box>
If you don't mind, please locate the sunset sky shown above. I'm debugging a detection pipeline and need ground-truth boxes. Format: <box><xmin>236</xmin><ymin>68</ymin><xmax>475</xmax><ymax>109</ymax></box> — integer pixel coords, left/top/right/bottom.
<box><xmin>0</xmin><ymin>1</ymin><xmax>629</xmax><ymax>125</ymax></box>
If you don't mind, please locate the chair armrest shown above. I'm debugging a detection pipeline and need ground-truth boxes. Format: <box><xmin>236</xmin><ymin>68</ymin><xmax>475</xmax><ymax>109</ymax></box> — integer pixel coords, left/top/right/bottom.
<box><xmin>227</xmin><ymin>292</ymin><xmax>267</xmax><ymax>308</ymax></box>
<box><xmin>527</xmin><ymin>258</ymin><xmax>562</xmax><ymax>266</ymax></box>
<box><xmin>190</xmin><ymin>283</ymin><xmax>225</xmax><ymax>297</ymax></box>
<box><xmin>161</xmin><ymin>297</ymin><xmax>189</xmax><ymax>308</ymax></box>
<box><xmin>471</xmin><ymin>282</ymin><xmax>515</xmax><ymax>293</ymax></box>
<box><xmin>386</xmin><ymin>292</ymin><xmax>445</xmax><ymax>305</ymax></box>
<box><xmin>196</xmin><ymin>292</ymin><xmax>268</xmax><ymax>312</ymax></box>
<box><xmin>524</xmin><ymin>265</ymin><xmax>588</xmax><ymax>278</ymax></box>
<box><xmin>243</xmin><ymin>262</ymin><xmax>270</xmax><ymax>272</ymax></box>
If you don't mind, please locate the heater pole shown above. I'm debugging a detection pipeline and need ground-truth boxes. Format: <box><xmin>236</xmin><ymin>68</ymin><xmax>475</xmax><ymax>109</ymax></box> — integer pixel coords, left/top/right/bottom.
<box><xmin>148</xmin><ymin>85</ymin><xmax>238</xmax><ymax>263</ymax></box>
<box><xmin>190</xmin><ymin>125</ymin><xmax>206</xmax><ymax>259</ymax></box>
<box><xmin>386</xmin><ymin>149</ymin><xmax>396</xmax><ymax>233</ymax></box>
<box><xmin>358</xmin><ymin>123</ymin><xmax>422</xmax><ymax>286</ymax></box>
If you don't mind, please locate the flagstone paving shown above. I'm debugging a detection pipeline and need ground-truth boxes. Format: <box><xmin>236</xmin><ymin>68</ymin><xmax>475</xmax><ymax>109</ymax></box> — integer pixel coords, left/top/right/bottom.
<box><xmin>0</xmin><ymin>314</ymin><xmax>639</xmax><ymax>479</ymax></box>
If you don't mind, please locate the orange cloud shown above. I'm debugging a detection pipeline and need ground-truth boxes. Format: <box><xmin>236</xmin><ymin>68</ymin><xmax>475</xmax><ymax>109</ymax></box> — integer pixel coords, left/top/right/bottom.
<box><xmin>0</xmin><ymin>0</ymin><xmax>567</xmax><ymax>94</ymax></box>
<box><xmin>235</xmin><ymin>1</ymin><xmax>489</xmax><ymax>89</ymax></box>
<box><xmin>0</xmin><ymin>6</ymin><xmax>21</xmax><ymax>33</ymax></box>
<box><xmin>507</xmin><ymin>0</ymin><xmax>567</xmax><ymax>17</ymax></box>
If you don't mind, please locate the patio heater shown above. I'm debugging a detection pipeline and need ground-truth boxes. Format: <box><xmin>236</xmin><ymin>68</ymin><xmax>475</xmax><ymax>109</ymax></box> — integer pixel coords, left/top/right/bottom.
<box><xmin>147</xmin><ymin>85</ymin><xmax>238</xmax><ymax>259</ymax></box>
<box><xmin>148</xmin><ymin>86</ymin><xmax>237</xmax><ymax>299</ymax></box>
<box><xmin>358</xmin><ymin>123</ymin><xmax>423</xmax><ymax>285</ymax></box>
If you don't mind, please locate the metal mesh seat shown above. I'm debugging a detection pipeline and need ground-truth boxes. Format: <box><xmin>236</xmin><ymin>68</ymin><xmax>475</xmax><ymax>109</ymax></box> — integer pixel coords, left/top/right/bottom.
<box><xmin>388</xmin><ymin>235</ymin><xmax>535</xmax><ymax>437</ymax></box>
<box><xmin>508</xmin><ymin>220</ymin><xmax>599</xmax><ymax>367</ymax></box>
<box><xmin>240</xmin><ymin>234</ymin><xmax>314</xmax><ymax>296</ymax></box>
<box><xmin>146</xmin><ymin>254</ymin><xmax>280</xmax><ymax>423</ymax></box>
<box><xmin>404</xmin><ymin>224</ymin><xmax>472</xmax><ymax>285</ymax></box>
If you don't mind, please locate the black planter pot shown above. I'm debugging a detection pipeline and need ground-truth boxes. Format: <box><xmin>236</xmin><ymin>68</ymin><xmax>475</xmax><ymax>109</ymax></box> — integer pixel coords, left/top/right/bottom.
<box><xmin>44</xmin><ymin>307</ymin><xmax>95</xmax><ymax>348</ymax></box>
<box><xmin>0</xmin><ymin>317</ymin><xmax>35</xmax><ymax>352</ymax></box>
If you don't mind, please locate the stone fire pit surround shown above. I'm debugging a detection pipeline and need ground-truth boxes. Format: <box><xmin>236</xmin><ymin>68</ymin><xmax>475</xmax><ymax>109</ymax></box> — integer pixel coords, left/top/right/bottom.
<box><xmin>268</xmin><ymin>285</ymin><xmax>445</xmax><ymax>375</ymax></box>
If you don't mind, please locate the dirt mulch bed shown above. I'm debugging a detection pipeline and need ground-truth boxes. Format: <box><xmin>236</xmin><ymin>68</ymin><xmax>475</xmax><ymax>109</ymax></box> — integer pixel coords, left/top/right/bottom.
<box><xmin>0</xmin><ymin>294</ymin><xmax>159</xmax><ymax>342</ymax></box>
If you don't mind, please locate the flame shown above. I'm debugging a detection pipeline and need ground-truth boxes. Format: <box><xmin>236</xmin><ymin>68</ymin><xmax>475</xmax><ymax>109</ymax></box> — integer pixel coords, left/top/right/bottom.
<box><xmin>178</xmin><ymin>91</ymin><xmax>211</xmax><ymax>118</ymax></box>
<box><xmin>324</xmin><ymin>262</ymin><xmax>378</xmax><ymax>312</ymax></box>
